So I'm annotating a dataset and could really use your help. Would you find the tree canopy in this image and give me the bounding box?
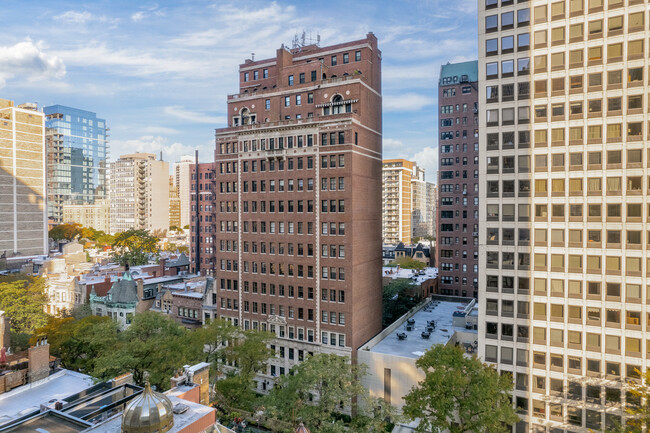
[265,353,398,433]
[403,344,518,433]
[0,275,49,334]
[111,229,160,266]
[49,223,82,242]
[390,256,426,270]
[382,279,420,328]
[605,368,650,433]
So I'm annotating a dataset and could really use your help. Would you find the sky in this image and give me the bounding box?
[1,0,477,181]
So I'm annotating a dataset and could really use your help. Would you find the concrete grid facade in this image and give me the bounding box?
[0,99,47,257]
[382,159,415,244]
[437,61,480,298]
[478,1,650,432]
[192,34,383,385]
[109,153,169,234]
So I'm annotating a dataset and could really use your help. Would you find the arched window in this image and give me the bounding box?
[332,95,343,114]
[241,108,250,125]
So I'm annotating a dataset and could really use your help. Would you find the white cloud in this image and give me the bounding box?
[383,138,404,150]
[163,106,224,124]
[383,93,435,112]
[0,40,66,88]
[54,10,118,26]
[411,146,438,181]
[131,11,146,22]
[54,11,94,24]
[142,126,181,134]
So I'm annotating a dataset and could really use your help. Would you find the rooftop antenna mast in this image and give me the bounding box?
[291,30,321,52]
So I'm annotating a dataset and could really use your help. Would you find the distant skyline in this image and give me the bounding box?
[0,0,478,181]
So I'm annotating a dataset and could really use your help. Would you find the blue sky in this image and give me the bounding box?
[1,0,477,180]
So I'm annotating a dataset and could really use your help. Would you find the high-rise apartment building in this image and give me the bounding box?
[479,1,649,432]
[109,153,169,234]
[169,175,181,229]
[426,182,438,241]
[383,159,428,245]
[62,199,110,233]
[411,165,430,239]
[437,61,479,298]
[0,99,48,256]
[173,155,194,229]
[44,105,108,224]
[192,34,382,379]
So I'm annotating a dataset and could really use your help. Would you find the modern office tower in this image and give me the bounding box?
[0,99,47,256]
[62,199,110,233]
[169,175,181,229]
[411,165,430,239]
[109,153,169,234]
[44,105,108,224]
[437,61,479,298]
[192,33,382,378]
[173,155,194,229]
[382,159,416,244]
[479,1,649,432]
[426,182,438,241]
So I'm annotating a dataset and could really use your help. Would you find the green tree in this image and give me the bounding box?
[383,279,420,328]
[265,353,366,433]
[92,312,202,390]
[111,229,160,266]
[33,315,119,373]
[213,328,273,410]
[403,344,518,433]
[0,276,48,334]
[604,369,650,433]
[49,223,81,241]
[390,256,426,270]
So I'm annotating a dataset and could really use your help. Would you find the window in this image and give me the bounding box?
[265,99,270,110]
[284,96,290,107]
[288,75,294,86]
[331,55,337,66]
[355,51,361,62]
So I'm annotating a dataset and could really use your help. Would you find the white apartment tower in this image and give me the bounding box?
[109,153,169,234]
[479,1,649,432]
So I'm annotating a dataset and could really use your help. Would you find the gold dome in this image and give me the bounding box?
[122,382,174,433]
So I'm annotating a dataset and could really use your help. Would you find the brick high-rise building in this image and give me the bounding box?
[192,34,382,380]
[437,61,479,298]
[479,1,650,432]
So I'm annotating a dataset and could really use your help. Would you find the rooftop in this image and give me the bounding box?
[382,266,438,285]
[363,298,477,359]
[0,370,94,426]
[439,60,479,84]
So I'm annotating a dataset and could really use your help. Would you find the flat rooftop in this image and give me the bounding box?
[86,394,214,433]
[366,299,476,359]
[0,370,94,426]
[382,266,438,284]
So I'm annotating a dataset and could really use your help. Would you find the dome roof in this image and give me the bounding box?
[295,423,310,433]
[122,383,174,433]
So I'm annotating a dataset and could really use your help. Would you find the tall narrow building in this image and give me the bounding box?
[44,105,108,224]
[479,1,649,432]
[0,99,47,256]
[193,34,382,380]
[437,61,479,298]
[109,153,169,234]
[173,155,194,229]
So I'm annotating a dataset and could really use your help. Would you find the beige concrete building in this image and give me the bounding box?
[478,1,650,432]
[173,155,194,229]
[169,175,181,229]
[383,159,432,244]
[109,153,169,234]
[62,198,110,233]
[0,99,47,257]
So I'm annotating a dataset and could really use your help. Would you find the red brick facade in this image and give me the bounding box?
[191,34,382,362]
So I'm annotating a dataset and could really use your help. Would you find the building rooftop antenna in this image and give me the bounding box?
[292,31,321,52]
